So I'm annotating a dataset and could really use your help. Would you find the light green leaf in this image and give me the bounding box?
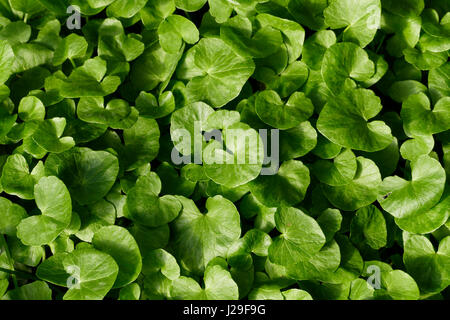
[171,196,241,275]
[62,248,119,300]
[321,42,375,94]
[17,176,72,246]
[322,157,382,211]
[92,226,142,288]
[203,122,264,188]
[324,0,381,47]
[125,172,182,227]
[177,38,255,108]
[317,88,393,152]
[378,155,446,219]
[248,160,310,208]
[45,148,119,205]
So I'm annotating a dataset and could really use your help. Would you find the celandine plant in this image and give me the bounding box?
[0,0,449,301]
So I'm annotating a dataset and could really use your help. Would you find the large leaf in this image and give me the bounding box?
[45,148,119,205]
[317,88,393,152]
[177,38,255,108]
[378,155,446,219]
[170,196,241,275]
[17,176,72,246]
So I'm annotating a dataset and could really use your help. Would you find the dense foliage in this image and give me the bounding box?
[0,0,449,300]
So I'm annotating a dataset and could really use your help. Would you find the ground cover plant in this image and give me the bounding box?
[0,0,449,301]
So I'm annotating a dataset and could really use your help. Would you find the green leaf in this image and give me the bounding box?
[17,176,72,246]
[135,91,175,119]
[31,118,75,153]
[107,0,148,18]
[171,263,239,300]
[429,63,450,103]
[92,226,142,288]
[203,122,264,188]
[123,117,160,170]
[220,15,283,59]
[403,47,447,71]
[177,38,255,108]
[302,30,336,70]
[77,97,139,129]
[45,148,119,205]
[317,208,342,243]
[227,229,272,269]
[378,155,446,219]
[171,101,214,156]
[280,121,317,161]
[125,172,182,227]
[53,34,88,66]
[321,42,375,94]
[248,160,310,207]
[62,248,119,300]
[49,57,121,98]
[175,0,207,12]
[269,207,326,266]
[322,157,382,211]
[255,91,314,130]
[98,18,145,62]
[317,88,393,152]
[388,80,427,103]
[158,15,199,54]
[9,0,45,15]
[395,189,449,234]
[312,149,357,187]
[1,281,51,300]
[255,13,305,63]
[1,154,44,200]
[288,0,328,30]
[375,270,420,300]
[130,42,183,92]
[18,96,45,122]
[403,234,450,294]
[140,0,175,29]
[324,0,381,47]
[400,135,434,161]
[239,194,276,233]
[401,93,450,137]
[419,9,450,53]
[171,196,241,275]
[350,205,387,249]
[0,40,14,84]
[0,197,27,236]
[119,283,141,300]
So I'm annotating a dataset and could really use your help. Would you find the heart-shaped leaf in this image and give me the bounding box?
[92,226,142,288]
[255,91,314,130]
[378,155,446,219]
[77,97,139,129]
[170,196,241,275]
[125,172,181,228]
[203,122,264,188]
[45,147,119,205]
[401,93,450,137]
[321,42,375,94]
[248,160,310,208]
[317,88,393,152]
[17,176,72,246]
